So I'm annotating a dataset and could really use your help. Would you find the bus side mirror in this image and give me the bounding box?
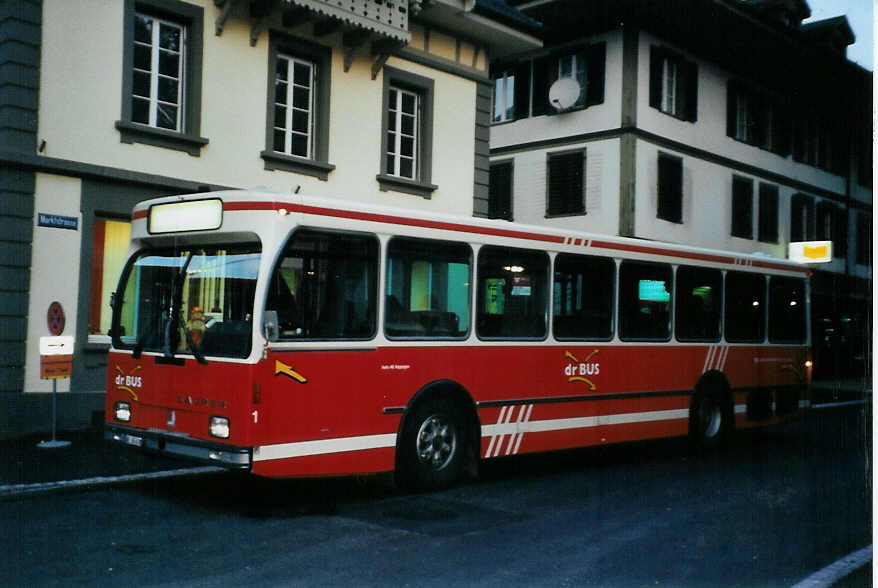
[263,310,279,342]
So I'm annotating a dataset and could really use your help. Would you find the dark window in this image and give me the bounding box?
[531,43,605,116]
[649,46,698,122]
[768,277,806,343]
[619,261,672,341]
[266,229,378,340]
[758,183,779,243]
[726,82,790,155]
[547,150,585,216]
[385,238,471,338]
[817,202,847,258]
[491,64,532,122]
[675,267,722,342]
[731,176,754,239]
[489,161,513,220]
[724,272,765,343]
[657,152,683,223]
[261,33,334,179]
[790,193,814,242]
[117,0,207,155]
[553,254,615,340]
[477,246,549,339]
[856,211,871,266]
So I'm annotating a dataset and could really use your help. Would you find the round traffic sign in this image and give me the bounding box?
[47,301,65,335]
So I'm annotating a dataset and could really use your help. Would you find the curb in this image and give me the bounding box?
[0,466,225,499]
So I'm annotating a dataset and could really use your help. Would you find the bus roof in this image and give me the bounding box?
[132,189,810,275]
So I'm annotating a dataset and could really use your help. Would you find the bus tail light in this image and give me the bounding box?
[114,401,132,422]
[209,416,230,439]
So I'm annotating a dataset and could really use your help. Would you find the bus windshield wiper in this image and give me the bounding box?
[162,251,195,360]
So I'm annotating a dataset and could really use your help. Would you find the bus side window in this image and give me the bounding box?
[268,228,378,340]
[674,266,722,342]
[768,276,806,343]
[384,237,472,339]
[725,272,766,343]
[553,253,615,340]
[619,261,672,341]
[476,246,549,339]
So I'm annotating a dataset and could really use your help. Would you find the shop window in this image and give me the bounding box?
[88,218,132,342]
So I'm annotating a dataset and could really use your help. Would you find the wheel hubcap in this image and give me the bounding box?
[699,397,722,438]
[416,414,456,471]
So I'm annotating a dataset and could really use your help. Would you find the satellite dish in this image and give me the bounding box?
[549,77,582,111]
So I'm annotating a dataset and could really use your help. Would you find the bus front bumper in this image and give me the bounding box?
[105,425,252,470]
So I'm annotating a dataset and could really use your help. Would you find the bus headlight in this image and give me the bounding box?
[114,401,132,422]
[209,416,230,439]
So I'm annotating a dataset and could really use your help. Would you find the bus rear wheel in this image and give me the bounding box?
[397,397,465,491]
[690,388,731,449]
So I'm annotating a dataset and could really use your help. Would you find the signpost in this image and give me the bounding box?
[38,335,73,449]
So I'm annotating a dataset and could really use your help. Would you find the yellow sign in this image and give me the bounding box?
[789,241,832,263]
[275,360,307,384]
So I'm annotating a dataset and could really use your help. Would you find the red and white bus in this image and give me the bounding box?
[105,190,811,489]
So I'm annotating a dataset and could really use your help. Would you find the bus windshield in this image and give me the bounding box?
[112,243,261,359]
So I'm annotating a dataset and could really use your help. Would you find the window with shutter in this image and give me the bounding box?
[546,150,585,217]
[489,162,513,220]
[731,176,754,239]
[649,46,697,122]
[758,183,779,244]
[657,153,683,223]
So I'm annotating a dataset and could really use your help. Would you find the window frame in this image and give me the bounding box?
[649,46,698,122]
[618,260,674,342]
[476,246,550,341]
[546,148,586,218]
[261,32,334,180]
[731,175,754,239]
[674,266,722,343]
[724,271,766,344]
[757,183,780,244]
[266,227,379,342]
[117,0,207,156]
[492,69,516,123]
[657,152,683,224]
[384,237,473,341]
[377,66,437,198]
[87,215,133,345]
[488,160,514,221]
[552,253,615,341]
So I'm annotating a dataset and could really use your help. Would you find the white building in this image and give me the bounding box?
[488,0,871,382]
[0,0,540,436]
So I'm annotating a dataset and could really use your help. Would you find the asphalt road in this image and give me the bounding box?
[0,404,870,587]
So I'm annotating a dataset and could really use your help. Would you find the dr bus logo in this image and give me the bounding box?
[564,350,600,391]
[114,365,143,400]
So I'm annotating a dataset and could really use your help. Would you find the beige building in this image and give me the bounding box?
[0,0,540,436]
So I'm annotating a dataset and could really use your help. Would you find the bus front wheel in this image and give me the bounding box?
[397,396,465,491]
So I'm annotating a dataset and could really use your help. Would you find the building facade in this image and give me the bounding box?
[488,0,871,382]
[0,0,540,437]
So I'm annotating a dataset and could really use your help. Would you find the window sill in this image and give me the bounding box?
[545,210,586,219]
[261,151,335,181]
[376,174,438,199]
[651,106,696,124]
[116,121,208,156]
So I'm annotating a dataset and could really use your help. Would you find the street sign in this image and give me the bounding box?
[39,336,74,379]
[47,301,65,335]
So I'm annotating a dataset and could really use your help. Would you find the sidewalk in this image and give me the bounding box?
[0,427,206,491]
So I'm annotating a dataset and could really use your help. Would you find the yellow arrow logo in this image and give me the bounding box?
[275,360,307,384]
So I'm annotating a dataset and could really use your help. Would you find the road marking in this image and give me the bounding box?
[790,545,872,588]
[0,466,224,498]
